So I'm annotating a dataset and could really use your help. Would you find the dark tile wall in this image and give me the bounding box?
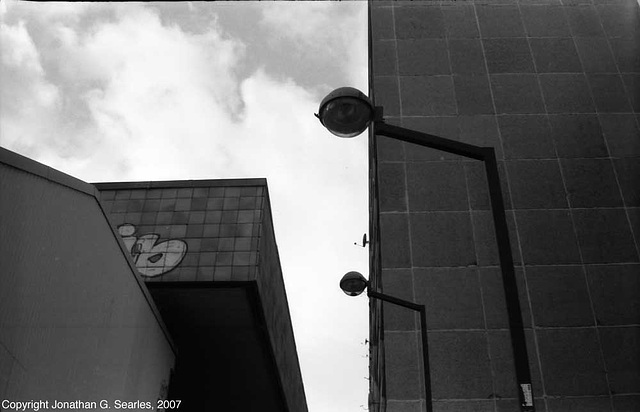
[99,181,307,412]
[98,183,264,282]
[370,0,640,411]
[255,191,309,412]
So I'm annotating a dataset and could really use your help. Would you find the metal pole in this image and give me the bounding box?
[374,119,535,412]
[374,122,485,161]
[483,149,535,411]
[368,291,433,412]
[418,306,432,412]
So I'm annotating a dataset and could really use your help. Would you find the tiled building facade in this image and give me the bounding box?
[368,1,639,411]
[95,179,307,411]
[97,180,265,282]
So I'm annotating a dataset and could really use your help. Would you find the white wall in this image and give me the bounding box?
[0,162,175,402]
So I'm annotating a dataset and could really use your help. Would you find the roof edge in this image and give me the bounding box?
[0,146,177,356]
[93,178,267,190]
[0,147,99,197]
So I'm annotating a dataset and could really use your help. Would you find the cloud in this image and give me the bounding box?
[0,19,61,157]
[259,2,357,54]
[259,1,368,91]
[1,3,248,179]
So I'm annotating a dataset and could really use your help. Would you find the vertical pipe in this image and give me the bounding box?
[419,306,433,412]
[483,148,535,412]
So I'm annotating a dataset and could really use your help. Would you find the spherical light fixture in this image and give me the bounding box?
[339,271,369,297]
[316,87,374,138]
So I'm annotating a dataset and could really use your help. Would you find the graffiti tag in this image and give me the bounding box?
[117,224,187,277]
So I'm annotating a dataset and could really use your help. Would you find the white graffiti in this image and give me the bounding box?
[118,224,187,277]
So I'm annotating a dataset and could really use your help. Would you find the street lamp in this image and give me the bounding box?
[315,87,374,138]
[340,271,433,412]
[318,87,535,412]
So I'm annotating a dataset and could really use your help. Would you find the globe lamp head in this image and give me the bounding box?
[339,271,369,297]
[316,87,374,138]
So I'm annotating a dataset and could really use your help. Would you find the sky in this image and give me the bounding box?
[0,1,370,411]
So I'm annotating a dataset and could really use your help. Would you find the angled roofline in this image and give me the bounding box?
[93,178,267,190]
[0,147,177,355]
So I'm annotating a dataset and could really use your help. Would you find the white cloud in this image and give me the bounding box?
[5,0,94,20]
[0,19,61,157]
[2,3,249,178]
[259,1,368,91]
[2,20,43,73]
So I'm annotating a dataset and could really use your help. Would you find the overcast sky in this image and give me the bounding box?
[1,1,370,410]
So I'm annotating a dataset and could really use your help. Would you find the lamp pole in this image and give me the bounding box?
[339,271,433,412]
[373,119,534,412]
[367,290,432,412]
[319,87,535,412]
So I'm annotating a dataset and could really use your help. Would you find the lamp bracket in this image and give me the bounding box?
[373,106,384,122]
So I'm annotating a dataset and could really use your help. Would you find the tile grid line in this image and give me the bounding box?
[446,5,500,411]
[393,1,428,406]
[473,2,548,410]
[583,6,637,409]
[387,3,423,410]
[524,3,591,406]
[593,2,640,261]
[529,3,614,410]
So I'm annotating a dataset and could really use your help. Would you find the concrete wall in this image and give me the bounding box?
[0,156,175,402]
[369,1,639,411]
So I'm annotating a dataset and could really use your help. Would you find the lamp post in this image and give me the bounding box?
[340,271,433,412]
[317,87,535,412]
